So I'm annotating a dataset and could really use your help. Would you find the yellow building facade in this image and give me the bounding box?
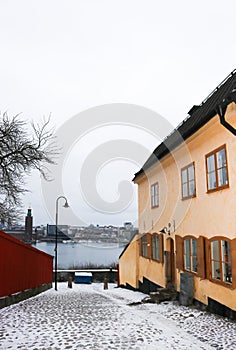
[119,70,236,317]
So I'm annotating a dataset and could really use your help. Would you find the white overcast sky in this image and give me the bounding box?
[0,0,235,226]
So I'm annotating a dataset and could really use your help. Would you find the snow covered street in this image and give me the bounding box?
[0,283,236,349]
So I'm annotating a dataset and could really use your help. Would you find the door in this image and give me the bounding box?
[165,238,175,287]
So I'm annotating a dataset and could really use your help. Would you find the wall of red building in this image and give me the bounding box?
[0,230,53,297]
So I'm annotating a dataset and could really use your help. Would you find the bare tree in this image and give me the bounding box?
[0,201,22,226]
[0,112,58,225]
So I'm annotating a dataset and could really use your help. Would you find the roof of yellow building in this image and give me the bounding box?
[134,69,236,181]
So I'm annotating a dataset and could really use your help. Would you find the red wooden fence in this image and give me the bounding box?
[0,230,53,297]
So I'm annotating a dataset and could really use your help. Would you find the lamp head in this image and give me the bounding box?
[63,200,69,208]
[159,227,167,234]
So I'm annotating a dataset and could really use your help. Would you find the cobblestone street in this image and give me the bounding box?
[0,283,235,349]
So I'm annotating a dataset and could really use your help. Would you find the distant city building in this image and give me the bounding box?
[119,222,137,242]
[47,224,70,241]
[25,208,33,240]
[3,208,33,244]
[124,222,133,231]
[33,223,138,244]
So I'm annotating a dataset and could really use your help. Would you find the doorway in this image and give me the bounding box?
[165,237,175,287]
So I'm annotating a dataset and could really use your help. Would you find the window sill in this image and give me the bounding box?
[181,194,196,201]
[210,278,233,289]
[207,184,229,194]
[183,269,198,275]
[140,255,150,260]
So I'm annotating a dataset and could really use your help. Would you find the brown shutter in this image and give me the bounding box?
[231,238,236,289]
[147,233,152,259]
[204,238,211,280]
[175,235,183,270]
[197,236,206,279]
[159,233,164,263]
[150,234,154,260]
[138,237,142,256]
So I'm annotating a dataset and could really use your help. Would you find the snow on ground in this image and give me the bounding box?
[0,283,235,349]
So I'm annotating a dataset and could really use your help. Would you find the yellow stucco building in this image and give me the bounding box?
[119,70,236,318]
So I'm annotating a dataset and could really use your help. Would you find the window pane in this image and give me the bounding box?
[142,236,148,257]
[212,260,221,279]
[182,169,187,183]
[222,240,231,264]
[152,235,155,258]
[191,239,197,255]
[191,239,197,272]
[188,164,194,181]
[211,240,219,260]
[184,239,191,270]
[184,255,191,270]
[216,149,226,168]
[151,185,155,196]
[151,184,158,207]
[208,172,216,190]
[211,240,220,280]
[221,240,231,283]
[151,185,155,207]
[152,235,159,260]
[222,263,232,283]
[184,239,190,255]
[192,256,198,273]
[189,180,195,196]
[155,183,158,195]
[207,155,215,172]
[217,167,228,187]
[184,239,190,254]
[155,184,159,206]
[183,183,188,197]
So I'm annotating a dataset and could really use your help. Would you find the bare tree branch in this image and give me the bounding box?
[0,112,58,223]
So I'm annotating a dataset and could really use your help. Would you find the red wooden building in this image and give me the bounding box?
[0,230,53,306]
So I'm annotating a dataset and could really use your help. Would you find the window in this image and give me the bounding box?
[152,234,160,261]
[140,233,154,259]
[206,145,229,192]
[176,235,206,278]
[141,234,148,257]
[211,239,232,284]
[151,183,159,208]
[181,163,196,199]
[184,238,197,273]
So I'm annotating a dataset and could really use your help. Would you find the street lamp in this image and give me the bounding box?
[55,196,69,291]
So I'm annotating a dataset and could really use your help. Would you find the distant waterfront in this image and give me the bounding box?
[33,241,125,269]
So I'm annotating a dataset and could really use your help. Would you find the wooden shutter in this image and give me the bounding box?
[204,238,211,280]
[159,233,164,263]
[147,233,152,259]
[175,235,183,270]
[197,236,206,279]
[138,237,142,256]
[231,238,236,289]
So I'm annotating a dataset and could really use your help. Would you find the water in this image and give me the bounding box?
[33,241,125,269]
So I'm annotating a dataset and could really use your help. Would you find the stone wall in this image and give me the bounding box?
[0,283,52,309]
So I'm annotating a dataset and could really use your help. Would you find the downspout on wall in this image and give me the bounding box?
[217,94,236,136]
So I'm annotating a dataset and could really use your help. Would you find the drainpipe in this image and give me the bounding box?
[217,91,236,136]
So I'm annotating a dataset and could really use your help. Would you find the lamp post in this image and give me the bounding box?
[55,196,69,291]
